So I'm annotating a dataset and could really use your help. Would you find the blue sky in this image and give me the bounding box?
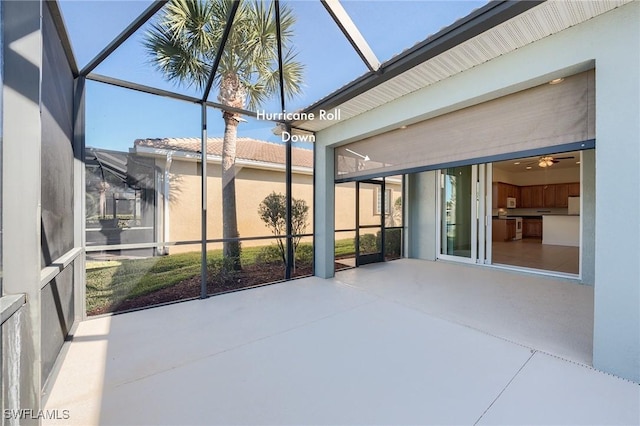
[59,0,487,151]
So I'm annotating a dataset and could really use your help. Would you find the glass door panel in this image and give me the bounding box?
[440,166,476,260]
[356,181,384,266]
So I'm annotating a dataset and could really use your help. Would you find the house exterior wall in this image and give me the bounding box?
[164,158,399,254]
[314,2,640,381]
[165,159,303,248]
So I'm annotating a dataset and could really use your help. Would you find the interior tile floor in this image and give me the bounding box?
[492,238,579,274]
[44,259,639,426]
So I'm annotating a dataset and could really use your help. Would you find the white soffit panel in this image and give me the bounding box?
[299,0,632,133]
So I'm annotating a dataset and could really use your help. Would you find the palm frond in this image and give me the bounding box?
[261,48,304,101]
[145,0,305,108]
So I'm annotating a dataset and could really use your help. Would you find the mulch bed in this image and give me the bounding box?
[89,262,349,316]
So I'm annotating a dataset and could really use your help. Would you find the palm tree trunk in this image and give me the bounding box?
[222,112,242,270]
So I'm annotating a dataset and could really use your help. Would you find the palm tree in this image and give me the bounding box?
[145,0,303,269]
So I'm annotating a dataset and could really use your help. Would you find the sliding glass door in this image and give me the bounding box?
[438,164,490,264]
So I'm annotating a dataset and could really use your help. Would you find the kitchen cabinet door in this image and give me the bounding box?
[495,182,509,208]
[531,220,542,237]
[523,218,542,238]
[507,220,516,240]
[531,186,544,208]
[523,219,531,237]
[555,184,569,208]
[520,186,532,208]
[568,182,580,196]
[492,219,507,241]
[543,185,556,208]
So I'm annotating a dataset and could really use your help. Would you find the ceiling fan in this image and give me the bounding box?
[529,155,575,168]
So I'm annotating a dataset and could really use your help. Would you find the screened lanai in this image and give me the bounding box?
[58,0,504,317]
[2,0,640,425]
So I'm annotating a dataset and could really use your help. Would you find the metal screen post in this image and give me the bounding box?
[275,1,292,280]
[200,103,208,298]
[285,123,293,280]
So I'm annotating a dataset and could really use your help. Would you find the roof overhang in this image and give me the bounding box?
[292,0,632,133]
[133,145,314,176]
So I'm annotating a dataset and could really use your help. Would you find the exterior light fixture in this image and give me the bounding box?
[549,78,565,85]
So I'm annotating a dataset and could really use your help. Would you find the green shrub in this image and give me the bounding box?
[383,228,402,257]
[295,244,313,265]
[207,256,240,285]
[357,233,379,254]
[351,230,402,257]
[258,192,309,267]
[255,244,283,264]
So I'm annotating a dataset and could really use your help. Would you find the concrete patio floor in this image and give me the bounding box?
[44,259,639,425]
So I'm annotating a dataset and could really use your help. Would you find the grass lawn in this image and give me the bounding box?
[87,250,204,314]
[86,242,317,314]
[335,238,356,258]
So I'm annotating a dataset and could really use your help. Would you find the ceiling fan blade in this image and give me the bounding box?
[554,156,575,160]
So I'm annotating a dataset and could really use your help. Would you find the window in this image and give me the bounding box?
[375,187,392,215]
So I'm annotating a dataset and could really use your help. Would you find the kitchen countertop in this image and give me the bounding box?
[493,215,579,219]
[493,216,542,219]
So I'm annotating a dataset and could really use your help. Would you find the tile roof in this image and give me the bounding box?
[135,137,313,169]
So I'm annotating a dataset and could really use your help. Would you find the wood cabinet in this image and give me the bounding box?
[492,183,498,209]
[520,186,531,208]
[493,183,506,208]
[523,218,542,238]
[492,219,516,242]
[528,186,543,208]
[517,182,579,208]
[543,185,556,208]
[493,182,520,208]
[554,184,569,208]
[568,182,580,197]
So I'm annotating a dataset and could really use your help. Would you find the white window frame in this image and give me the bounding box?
[375,187,392,215]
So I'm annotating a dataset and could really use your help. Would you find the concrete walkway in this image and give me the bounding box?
[44,260,639,425]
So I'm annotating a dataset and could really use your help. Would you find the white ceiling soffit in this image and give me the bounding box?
[296,0,632,133]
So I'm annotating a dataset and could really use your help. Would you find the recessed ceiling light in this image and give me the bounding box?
[526,166,532,170]
[514,162,520,165]
[549,78,565,85]
[576,161,581,164]
[399,125,407,130]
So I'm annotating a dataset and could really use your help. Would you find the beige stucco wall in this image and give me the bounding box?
[163,158,400,254]
[165,159,312,253]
